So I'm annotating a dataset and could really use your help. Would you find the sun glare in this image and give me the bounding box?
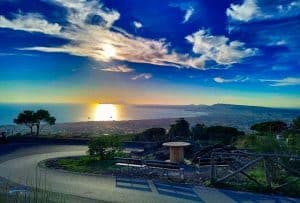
[95,104,118,121]
[102,44,116,58]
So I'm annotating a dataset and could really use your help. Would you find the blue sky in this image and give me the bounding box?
[0,0,299,107]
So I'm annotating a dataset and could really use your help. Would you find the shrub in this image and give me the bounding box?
[236,135,287,153]
[88,136,121,159]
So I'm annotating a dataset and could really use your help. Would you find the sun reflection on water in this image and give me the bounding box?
[94,104,118,121]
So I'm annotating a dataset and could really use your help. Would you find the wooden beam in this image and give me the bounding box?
[230,165,263,187]
[210,154,216,184]
[271,158,300,177]
[275,177,300,190]
[264,157,272,189]
[216,156,263,183]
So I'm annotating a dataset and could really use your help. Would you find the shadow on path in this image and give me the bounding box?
[153,181,204,202]
[116,177,152,192]
[219,188,299,203]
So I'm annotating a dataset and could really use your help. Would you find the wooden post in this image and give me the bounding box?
[264,157,272,189]
[210,153,216,184]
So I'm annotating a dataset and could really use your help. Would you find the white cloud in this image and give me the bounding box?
[133,21,142,29]
[101,65,134,73]
[16,0,204,69]
[183,7,194,23]
[170,2,195,23]
[51,0,120,28]
[277,1,300,15]
[226,0,259,22]
[227,0,300,22]
[4,0,256,70]
[260,77,300,86]
[0,13,61,35]
[131,73,152,80]
[213,76,249,83]
[186,29,257,65]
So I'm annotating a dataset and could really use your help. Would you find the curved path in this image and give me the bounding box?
[0,144,299,203]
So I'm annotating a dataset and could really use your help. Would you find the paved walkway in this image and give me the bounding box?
[0,144,299,203]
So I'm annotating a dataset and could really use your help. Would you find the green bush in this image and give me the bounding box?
[236,135,287,153]
[88,135,122,159]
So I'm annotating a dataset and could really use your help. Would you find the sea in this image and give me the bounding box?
[0,103,207,125]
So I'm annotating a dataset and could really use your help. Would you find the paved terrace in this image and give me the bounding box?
[0,143,299,203]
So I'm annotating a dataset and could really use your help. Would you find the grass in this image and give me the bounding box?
[212,166,300,198]
[49,156,118,174]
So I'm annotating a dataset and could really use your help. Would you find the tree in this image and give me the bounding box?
[135,128,167,142]
[205,125,244,144]
[14,110,36,136]
[168,118,191,141]
[34,109,56,136]
[293,116,300,129]
[14,109,56,136]
[191,123,207,141]
[250,121,287,134]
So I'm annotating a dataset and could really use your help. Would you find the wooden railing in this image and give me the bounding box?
[210,152,300,190]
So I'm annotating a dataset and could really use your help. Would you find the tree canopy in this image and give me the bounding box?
[250,121,287,134]
[14,109,56,136]
[191,123,207,140]
[135,128,167,142]
[191,124,244,144]
[35,109,56,136]
[168,118,191,141]
[293,116,300,129]
[207,125,244,144]
[14,110,36,135]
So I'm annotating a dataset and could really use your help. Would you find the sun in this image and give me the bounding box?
[95,104,117,121]
[102,44,116,58]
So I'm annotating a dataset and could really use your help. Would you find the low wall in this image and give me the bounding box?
[6,136,88,145]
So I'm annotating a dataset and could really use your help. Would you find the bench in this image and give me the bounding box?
[145,160,180,170]
[115,157,145,167]
[114,158,184,181]
[114,157,147,177]
[145,160,184,181]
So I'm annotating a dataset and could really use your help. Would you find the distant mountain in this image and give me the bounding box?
[207,104,300,116]
[178,103,300,132]
[211,103,300,111]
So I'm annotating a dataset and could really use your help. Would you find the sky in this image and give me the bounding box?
[0,0,299,107]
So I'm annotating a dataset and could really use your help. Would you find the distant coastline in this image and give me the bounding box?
[1,103,299,137]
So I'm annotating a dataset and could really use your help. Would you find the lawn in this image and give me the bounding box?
[46,156,118,174]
